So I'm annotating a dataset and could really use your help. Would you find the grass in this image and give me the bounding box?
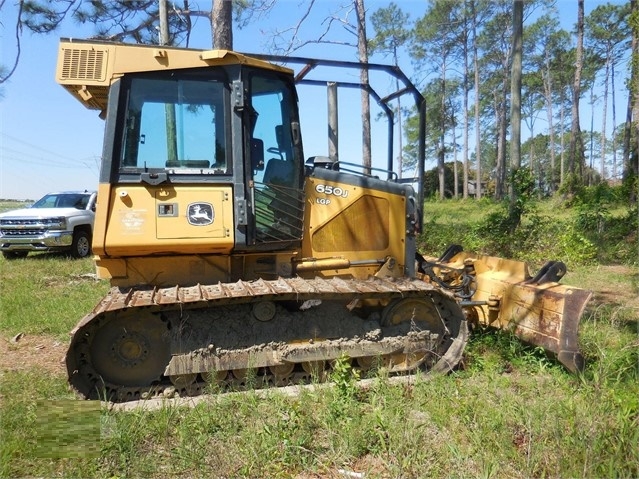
[0,200,31,214]
[2,362,637,478]
[0,254,109,339]
[421,193,638,267]
[1,200,638,478]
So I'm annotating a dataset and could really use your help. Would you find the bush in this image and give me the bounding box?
[571,184,638,264]
[419,194,635,266]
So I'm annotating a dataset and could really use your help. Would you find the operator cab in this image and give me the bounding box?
[103,64,305,250]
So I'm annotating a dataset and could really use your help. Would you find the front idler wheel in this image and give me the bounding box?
[89,312,171,393]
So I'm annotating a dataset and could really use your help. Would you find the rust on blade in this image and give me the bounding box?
[492,283,592,372]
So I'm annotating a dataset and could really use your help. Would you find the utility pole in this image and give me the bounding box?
[159,0,169,45]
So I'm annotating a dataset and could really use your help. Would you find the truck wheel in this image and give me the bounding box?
[2,251,28,260]
[71,230,92,259]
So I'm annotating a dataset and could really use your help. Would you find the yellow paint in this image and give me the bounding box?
[100,185,234,256]
[301,177,408,279]
[56,39,292,112]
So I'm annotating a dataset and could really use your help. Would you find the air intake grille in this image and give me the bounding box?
[61,48,107,81]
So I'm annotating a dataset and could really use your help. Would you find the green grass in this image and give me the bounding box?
[2,363,637,478]
[421,193,638,267]
[0,200,31,213]
[1,199,638,478]
[0,254,109,339]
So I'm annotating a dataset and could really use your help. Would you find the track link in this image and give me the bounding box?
[66,276,468,402]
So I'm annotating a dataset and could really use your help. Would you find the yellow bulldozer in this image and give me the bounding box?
[56,39,591,402]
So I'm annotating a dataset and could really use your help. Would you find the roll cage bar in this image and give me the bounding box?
[245,53,427,216]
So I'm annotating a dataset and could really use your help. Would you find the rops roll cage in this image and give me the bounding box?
[246,53,426,225]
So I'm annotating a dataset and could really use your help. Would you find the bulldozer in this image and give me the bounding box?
[56,38,591,402]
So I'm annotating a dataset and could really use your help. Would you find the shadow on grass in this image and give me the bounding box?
[4,251,88,261]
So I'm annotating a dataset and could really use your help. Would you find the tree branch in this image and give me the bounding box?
[267,0,358,55]
[0,0,24,84]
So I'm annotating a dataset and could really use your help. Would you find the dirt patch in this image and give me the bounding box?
[0,333,67,375]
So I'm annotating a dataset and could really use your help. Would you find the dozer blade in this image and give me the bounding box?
[423,251,592,372]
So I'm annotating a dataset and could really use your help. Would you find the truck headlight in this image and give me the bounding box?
[46,217,67,229]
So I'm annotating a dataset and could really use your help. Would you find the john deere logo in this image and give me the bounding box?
[187,203,214,226]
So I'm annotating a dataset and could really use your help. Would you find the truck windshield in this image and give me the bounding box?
[120,76,227,174]
[32,193,91,209]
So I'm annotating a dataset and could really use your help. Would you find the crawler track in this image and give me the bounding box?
[67,276,468,402]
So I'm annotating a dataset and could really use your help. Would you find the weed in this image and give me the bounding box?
[330,355,360,401]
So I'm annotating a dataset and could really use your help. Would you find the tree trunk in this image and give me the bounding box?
[623,65,633,184]
[611,59,618,180]
[453,119,459,198]
[495,70,508,200]
[158,0,169,45]
[355,0,372,171]
[569,0,585,186]
[463,2,470,199]
[159,0,177,164]
[494,92,504,200]
[623,1,635,185]
[632,0,639,203]
[509,0,523,223]
[212,0,233,50]
[439,70,446,199]
[601,56,610,179]
[560,95,566,185]
[395,46,404,178]
[471,0,481,199]
[543,49,556,192]
[589,86,595,185]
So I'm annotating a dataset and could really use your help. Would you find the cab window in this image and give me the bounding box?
[121,76,227,173]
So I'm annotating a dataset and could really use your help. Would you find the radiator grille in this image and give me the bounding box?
[61,48,107,81]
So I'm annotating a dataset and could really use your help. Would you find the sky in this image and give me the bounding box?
[0,0,629,200]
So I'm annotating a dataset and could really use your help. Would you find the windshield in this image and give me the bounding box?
[32,193,91,209]
[121,76,228,174]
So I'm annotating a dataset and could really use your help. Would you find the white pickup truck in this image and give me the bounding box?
[0,191,97,259]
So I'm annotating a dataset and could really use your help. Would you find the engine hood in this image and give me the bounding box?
[0,208,91,219]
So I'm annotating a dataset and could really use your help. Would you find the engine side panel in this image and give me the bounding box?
[301,168,416,279]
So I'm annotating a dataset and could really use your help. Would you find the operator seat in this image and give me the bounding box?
[263,158,293,187]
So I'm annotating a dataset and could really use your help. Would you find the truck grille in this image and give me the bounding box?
[1,229,46,237]
[1,219,44,226]
[1,219,53,236]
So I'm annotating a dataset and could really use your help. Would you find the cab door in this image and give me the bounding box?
[245,71,305,247]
